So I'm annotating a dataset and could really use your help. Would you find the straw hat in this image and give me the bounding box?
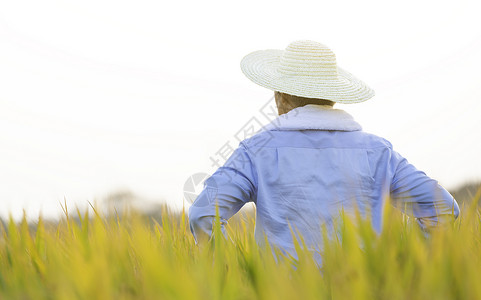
[240,40,375,104]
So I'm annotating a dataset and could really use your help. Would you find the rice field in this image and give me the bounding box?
[0,194,480,300]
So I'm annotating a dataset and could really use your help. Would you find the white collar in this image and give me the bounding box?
[262,104,362,131]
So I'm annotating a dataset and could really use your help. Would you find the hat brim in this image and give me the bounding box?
[240,49,375,104]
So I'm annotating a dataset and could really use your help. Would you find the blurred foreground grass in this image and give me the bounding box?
[0,193,480,300]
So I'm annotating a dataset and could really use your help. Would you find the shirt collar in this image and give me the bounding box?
[262,104,362,131]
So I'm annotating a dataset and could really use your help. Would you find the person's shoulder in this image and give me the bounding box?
[352,130,394,149]
[238,129,278,150]
[240,129,395,150]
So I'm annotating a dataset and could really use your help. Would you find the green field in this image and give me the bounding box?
[0,194,479,300]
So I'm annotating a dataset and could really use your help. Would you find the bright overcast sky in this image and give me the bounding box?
[1,0,481,220]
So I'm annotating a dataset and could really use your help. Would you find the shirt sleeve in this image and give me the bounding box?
[188,142,257,244]
[389,150,460,232]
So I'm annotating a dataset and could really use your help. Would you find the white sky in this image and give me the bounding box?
[1,0,480,220]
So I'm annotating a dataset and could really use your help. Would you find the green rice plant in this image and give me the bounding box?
[0,194,479,300]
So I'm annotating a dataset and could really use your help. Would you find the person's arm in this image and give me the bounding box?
[188,142,257,244]
[389,150,460,233]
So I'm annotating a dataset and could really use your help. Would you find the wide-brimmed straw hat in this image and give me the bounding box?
[240,40,375,104]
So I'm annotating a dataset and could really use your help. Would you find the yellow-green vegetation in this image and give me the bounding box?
[0,195,479,300]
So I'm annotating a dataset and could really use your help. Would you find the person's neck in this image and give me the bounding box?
[278,103,334,116]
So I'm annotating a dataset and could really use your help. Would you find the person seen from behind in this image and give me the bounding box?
[188,40,460,267]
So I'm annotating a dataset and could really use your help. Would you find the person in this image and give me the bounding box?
[188,40,460,266]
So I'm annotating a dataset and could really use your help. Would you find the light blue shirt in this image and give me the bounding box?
[188,104,460,266]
